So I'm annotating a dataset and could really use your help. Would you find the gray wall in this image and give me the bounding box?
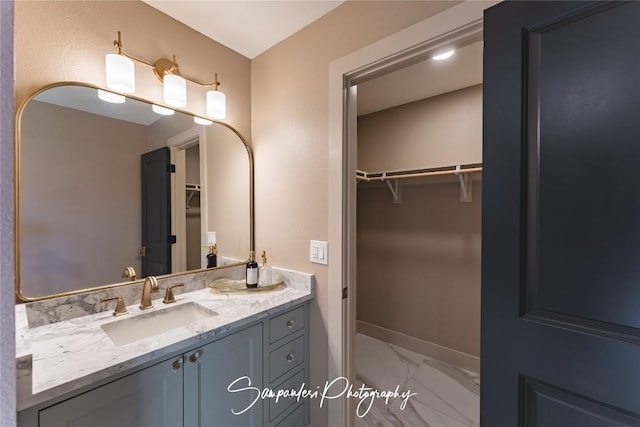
[0,0,16,424]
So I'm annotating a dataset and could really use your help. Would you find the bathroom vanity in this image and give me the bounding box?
[16,266,313,427]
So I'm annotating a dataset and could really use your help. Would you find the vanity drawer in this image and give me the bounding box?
[275,403,305,427]
[269,369,305,422]
[269,335,304,382]
[269,306,305,344]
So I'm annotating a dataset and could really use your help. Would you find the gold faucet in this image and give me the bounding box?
[122,266,136,281]
[140,276,159,310]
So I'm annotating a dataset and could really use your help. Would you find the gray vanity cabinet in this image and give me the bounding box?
[38,355,184,427]
[183,322,263,427]
[19,302,309,427]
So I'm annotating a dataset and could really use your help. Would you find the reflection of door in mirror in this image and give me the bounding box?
[158,123,208,276]
[140,147,172,277]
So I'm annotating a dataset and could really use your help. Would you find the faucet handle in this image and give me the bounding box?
[101,297,128,317]
[163,283,185,304]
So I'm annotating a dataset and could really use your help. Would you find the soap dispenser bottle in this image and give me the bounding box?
[246,251,258,288]
[206,244,217,268]
[259,250,272,286]
[206,232,217,268]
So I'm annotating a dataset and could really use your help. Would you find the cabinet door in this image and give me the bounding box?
[39,356,184,427]
[184,323,263,427]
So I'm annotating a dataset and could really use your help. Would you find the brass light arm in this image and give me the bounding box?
[113,31,156,69]
[112,31,221,89]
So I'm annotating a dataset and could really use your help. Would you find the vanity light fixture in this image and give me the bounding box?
[152,104,175,116]
[432,49,455,61]
[97,89,126,104]
[105,31,226,119]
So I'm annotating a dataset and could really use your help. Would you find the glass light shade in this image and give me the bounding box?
[194,116,213,126]
[152,104,175,116]
[206,90,226,120]
[163,74,187,108]
[432,49,455,61]
[97,90,126,104]
[105,54,135,93]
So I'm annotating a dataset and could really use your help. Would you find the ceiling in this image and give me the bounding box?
[357,41,483,116]
[142,1,482,115]
[142,0,346,59]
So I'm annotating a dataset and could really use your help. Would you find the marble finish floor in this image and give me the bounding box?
[354,334,480,427]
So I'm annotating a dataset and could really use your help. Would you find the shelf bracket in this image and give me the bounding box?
[381,173,401,204]
[455,165,472,203]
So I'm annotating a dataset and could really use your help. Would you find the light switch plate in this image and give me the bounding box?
[310,240,328,265]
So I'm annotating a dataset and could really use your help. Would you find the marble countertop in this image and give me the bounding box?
[16,267,313,411]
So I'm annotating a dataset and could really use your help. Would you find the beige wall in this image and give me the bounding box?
[358,85,483,171]
[204,124,250,260]
[251,1,458,424]
[14,1,251,140]
[20,101,148,297]
[356,181,481,358]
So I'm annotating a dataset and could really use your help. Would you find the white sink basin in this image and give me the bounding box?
[101,302,217,346]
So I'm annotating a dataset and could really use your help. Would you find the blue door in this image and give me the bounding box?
[141,147,173,277]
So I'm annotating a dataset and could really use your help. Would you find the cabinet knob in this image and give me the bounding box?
[189,350,202,363]
[172,358,183,371]
[286,320,295,329]
[286,353,295,363]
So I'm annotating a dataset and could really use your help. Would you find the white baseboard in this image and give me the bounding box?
[356,320,480,374]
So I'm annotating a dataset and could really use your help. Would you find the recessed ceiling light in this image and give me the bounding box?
[432,49,455,61]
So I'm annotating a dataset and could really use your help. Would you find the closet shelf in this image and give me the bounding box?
[356,163,482,203]
[356,163,482,182]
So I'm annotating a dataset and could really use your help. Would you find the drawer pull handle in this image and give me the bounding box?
[172,358,183,371]
[286,353,295,363]
[189,351,201,363]
[286,320,295,329]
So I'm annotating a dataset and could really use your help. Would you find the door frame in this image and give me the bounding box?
[167,126,209,273]
[327,2,496,425]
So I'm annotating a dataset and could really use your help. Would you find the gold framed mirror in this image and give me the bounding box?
[15,82,254,302]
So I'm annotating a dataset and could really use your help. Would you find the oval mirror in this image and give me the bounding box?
[16,83,253,301]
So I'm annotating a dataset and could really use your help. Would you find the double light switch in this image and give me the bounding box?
[310,240,328,265]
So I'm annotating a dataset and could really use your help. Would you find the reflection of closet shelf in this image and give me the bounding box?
[186,183,201,208]
[356,163,482,203]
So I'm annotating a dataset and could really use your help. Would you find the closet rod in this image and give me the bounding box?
[356,165,482,182]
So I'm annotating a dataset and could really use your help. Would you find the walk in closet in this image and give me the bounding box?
[354,40,482,426]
